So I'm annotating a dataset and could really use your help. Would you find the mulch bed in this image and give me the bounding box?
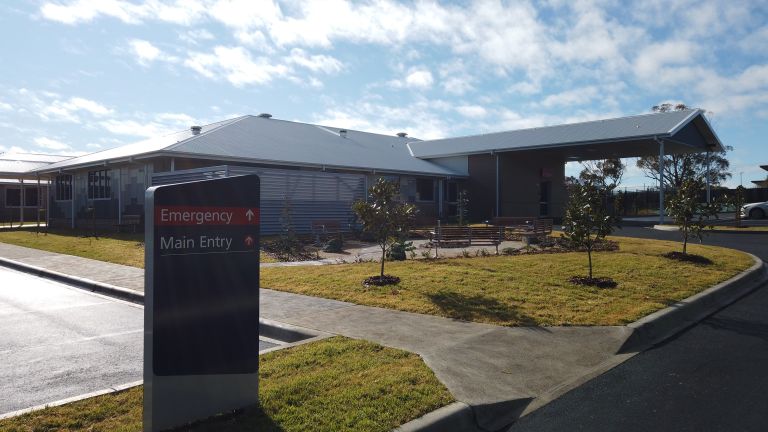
[362,275,401,287]
[661,251,713,265]
[569,276,618,288]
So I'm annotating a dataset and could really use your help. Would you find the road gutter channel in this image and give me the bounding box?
[0,254,766,432]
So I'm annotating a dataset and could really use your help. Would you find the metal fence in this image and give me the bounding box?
[152,165,366,235]
[610,187,768,217]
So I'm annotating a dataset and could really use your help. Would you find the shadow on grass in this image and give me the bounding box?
[427,290,540,326]
[661,251,713,265]
[176,403,284,432]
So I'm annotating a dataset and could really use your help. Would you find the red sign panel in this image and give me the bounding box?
[155,206,259,226]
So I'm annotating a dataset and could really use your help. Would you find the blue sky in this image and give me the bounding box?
[1,0,767,188]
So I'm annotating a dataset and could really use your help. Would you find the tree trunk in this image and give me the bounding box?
[380,246,386,277]
[682,226,688,254]
[587,248,593,279]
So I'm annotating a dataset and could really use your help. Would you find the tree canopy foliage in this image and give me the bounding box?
[352,178,417,281]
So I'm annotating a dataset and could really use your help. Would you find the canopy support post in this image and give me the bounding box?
[657,138,665,225]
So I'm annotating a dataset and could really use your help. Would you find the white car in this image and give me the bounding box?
[741,201,768,219]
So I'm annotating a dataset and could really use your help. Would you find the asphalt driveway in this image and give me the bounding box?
[0,266,143,416]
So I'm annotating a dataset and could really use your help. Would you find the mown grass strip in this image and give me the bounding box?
[260,236,754,326]
[0,337,453,432]
[0,228,276,267]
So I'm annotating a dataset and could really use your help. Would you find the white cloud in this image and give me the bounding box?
[34,136,71,151]
[184,46,291,86]
[40,0,206,25]
[99,119,172,137]
[405,68,433,89]
[388,67,434,90]
[508,81,541,96]
[179,29,215,45]
[0,100,12,111]
[538,86,599,109]
[285,48,343,74]
[129,39,161,64]
[455,105,487,119]
[39,96,113,123]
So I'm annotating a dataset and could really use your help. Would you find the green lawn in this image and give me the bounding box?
[0,337,453,432]
[0,229,277,267]
[261,237,754,326]
[708,225,768,232]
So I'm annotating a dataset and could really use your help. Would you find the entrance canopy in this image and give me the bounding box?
[0,153,72,180]
[408,109,723,161]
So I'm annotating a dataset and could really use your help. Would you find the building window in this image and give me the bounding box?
[24,188,38,207]
[4,187,37,207]
[539,181,551,216]
[88,170,111,200]
[416,179,435,201]
[55,174,72,200]
[5,188,21,207]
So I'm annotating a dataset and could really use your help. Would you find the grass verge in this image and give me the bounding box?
[0,337,452,432]
[0,228,276,267]
[261,236,754,326]
[707,225,768,232]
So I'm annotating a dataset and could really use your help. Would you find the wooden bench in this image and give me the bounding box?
[490,217,553,244]
[115,214,141,233]
[430,226,505,254]
[311,220,343,244]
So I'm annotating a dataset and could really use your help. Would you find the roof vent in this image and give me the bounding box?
[190,125,202,135]
[258,113,272,118]
[339,129,348,138]
[396,132,408,138]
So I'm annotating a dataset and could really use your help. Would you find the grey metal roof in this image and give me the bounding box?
[408,109,723,159]
[39,117,240,173]
[36,115,461,177]
[0,152,72,176]
[163,116,458,176]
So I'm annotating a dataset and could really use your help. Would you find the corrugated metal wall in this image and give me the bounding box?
[152,165,366,235]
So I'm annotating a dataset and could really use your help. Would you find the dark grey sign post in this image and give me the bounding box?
[144,175,260,432]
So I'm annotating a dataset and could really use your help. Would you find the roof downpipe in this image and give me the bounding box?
[339,129,348,138]
[190,125,202,135]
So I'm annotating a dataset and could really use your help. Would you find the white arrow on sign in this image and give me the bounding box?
[245,209,254,221]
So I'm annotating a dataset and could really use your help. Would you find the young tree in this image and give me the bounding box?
[731,185,746,228]
[637,104,732,189]
[562,180,619,281]
[667,178,720,254]
[352,178,417,283]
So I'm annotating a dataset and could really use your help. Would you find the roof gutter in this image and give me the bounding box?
[411,133,676,160]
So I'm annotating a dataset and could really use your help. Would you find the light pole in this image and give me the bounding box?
[740,172,744,187]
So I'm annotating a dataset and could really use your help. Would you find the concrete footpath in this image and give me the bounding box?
[0,241,765,431]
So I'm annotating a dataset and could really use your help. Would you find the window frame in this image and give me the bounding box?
[55,174,73,201]
[87,170,111,200]
[416,178,435,202]
[4,186,39,208]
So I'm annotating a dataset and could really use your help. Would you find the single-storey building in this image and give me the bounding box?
[11,108,723,233]
[0,152,72,225]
